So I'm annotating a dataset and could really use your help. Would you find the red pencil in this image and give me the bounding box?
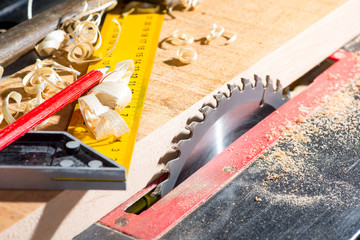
[0,66,110,151]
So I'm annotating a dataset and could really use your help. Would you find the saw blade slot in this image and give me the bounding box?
[289,58,336,98]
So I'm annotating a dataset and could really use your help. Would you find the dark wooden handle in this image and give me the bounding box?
[0,0,116,68]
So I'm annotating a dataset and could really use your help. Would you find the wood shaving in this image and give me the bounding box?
[67,18,120,63]
[24,96,49,129]
[78,59,134,140]
[35,1,119,63]
[206,23,225,41]
[0,59,80,128]
[171,29,194,45]
[2,91,22,124]
[94,109,130,140]
[63,2,118,61]
[75,21,102,48]
[182,0,201,11]
[177,46,198,64]
[167,25,235,63]
[206,23,237,45]
[223,32,237,44]
[78,93,110,135]
[89,82,132,111]
[164,4,235,63]
[23,59,80,98]
[102,59,134,84]
[35,30,69,56]
[67,41,96,63]
[78,93,130,141]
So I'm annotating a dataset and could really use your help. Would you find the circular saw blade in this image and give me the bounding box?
[156,75,289,197]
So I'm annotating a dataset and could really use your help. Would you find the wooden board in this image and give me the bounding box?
[0,0,355,239]
[138,0,349,138]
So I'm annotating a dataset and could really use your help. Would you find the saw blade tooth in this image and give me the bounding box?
[199,105,213,116]
[275,78,282,91]
[214,93,226,102]
[158,145,181,166]
[184,125,192,131]
[254,75,266,91]
[253,74,263,88]
[241,77,253,91]
[265,75,275,92]
[220,85,230,98]
[186,111,204,125]
[227,83,238,93]
[188,121,198,130]
[185,121,198,133]
[228,84,242,99]
[263,76,289,109]
[203,97,217,108]
[171,128,191,144]
[228,84,242,97]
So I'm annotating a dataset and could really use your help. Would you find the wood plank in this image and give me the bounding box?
[0,0,355,239]
[137,0,349,138]
[241,0,360,87]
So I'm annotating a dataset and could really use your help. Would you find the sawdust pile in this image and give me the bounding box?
[251,78,360,208]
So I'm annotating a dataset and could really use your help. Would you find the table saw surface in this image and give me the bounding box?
[0,0,349,238]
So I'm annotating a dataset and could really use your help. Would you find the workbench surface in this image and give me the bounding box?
[0,0,348,238]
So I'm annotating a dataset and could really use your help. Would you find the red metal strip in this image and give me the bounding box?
[0,67,107,151]
[99,50,358,239]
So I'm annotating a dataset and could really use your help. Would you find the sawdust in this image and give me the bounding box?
[251,77,360,208]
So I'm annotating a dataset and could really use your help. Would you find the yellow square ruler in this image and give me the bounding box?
[67,6,164,173]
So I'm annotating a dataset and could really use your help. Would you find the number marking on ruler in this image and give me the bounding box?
[68,10,164,172]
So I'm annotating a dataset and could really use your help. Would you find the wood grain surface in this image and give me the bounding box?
[138,0,348,139]
[0,0,352,239]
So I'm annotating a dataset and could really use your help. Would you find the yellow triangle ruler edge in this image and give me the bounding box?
[67,10,164,173]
